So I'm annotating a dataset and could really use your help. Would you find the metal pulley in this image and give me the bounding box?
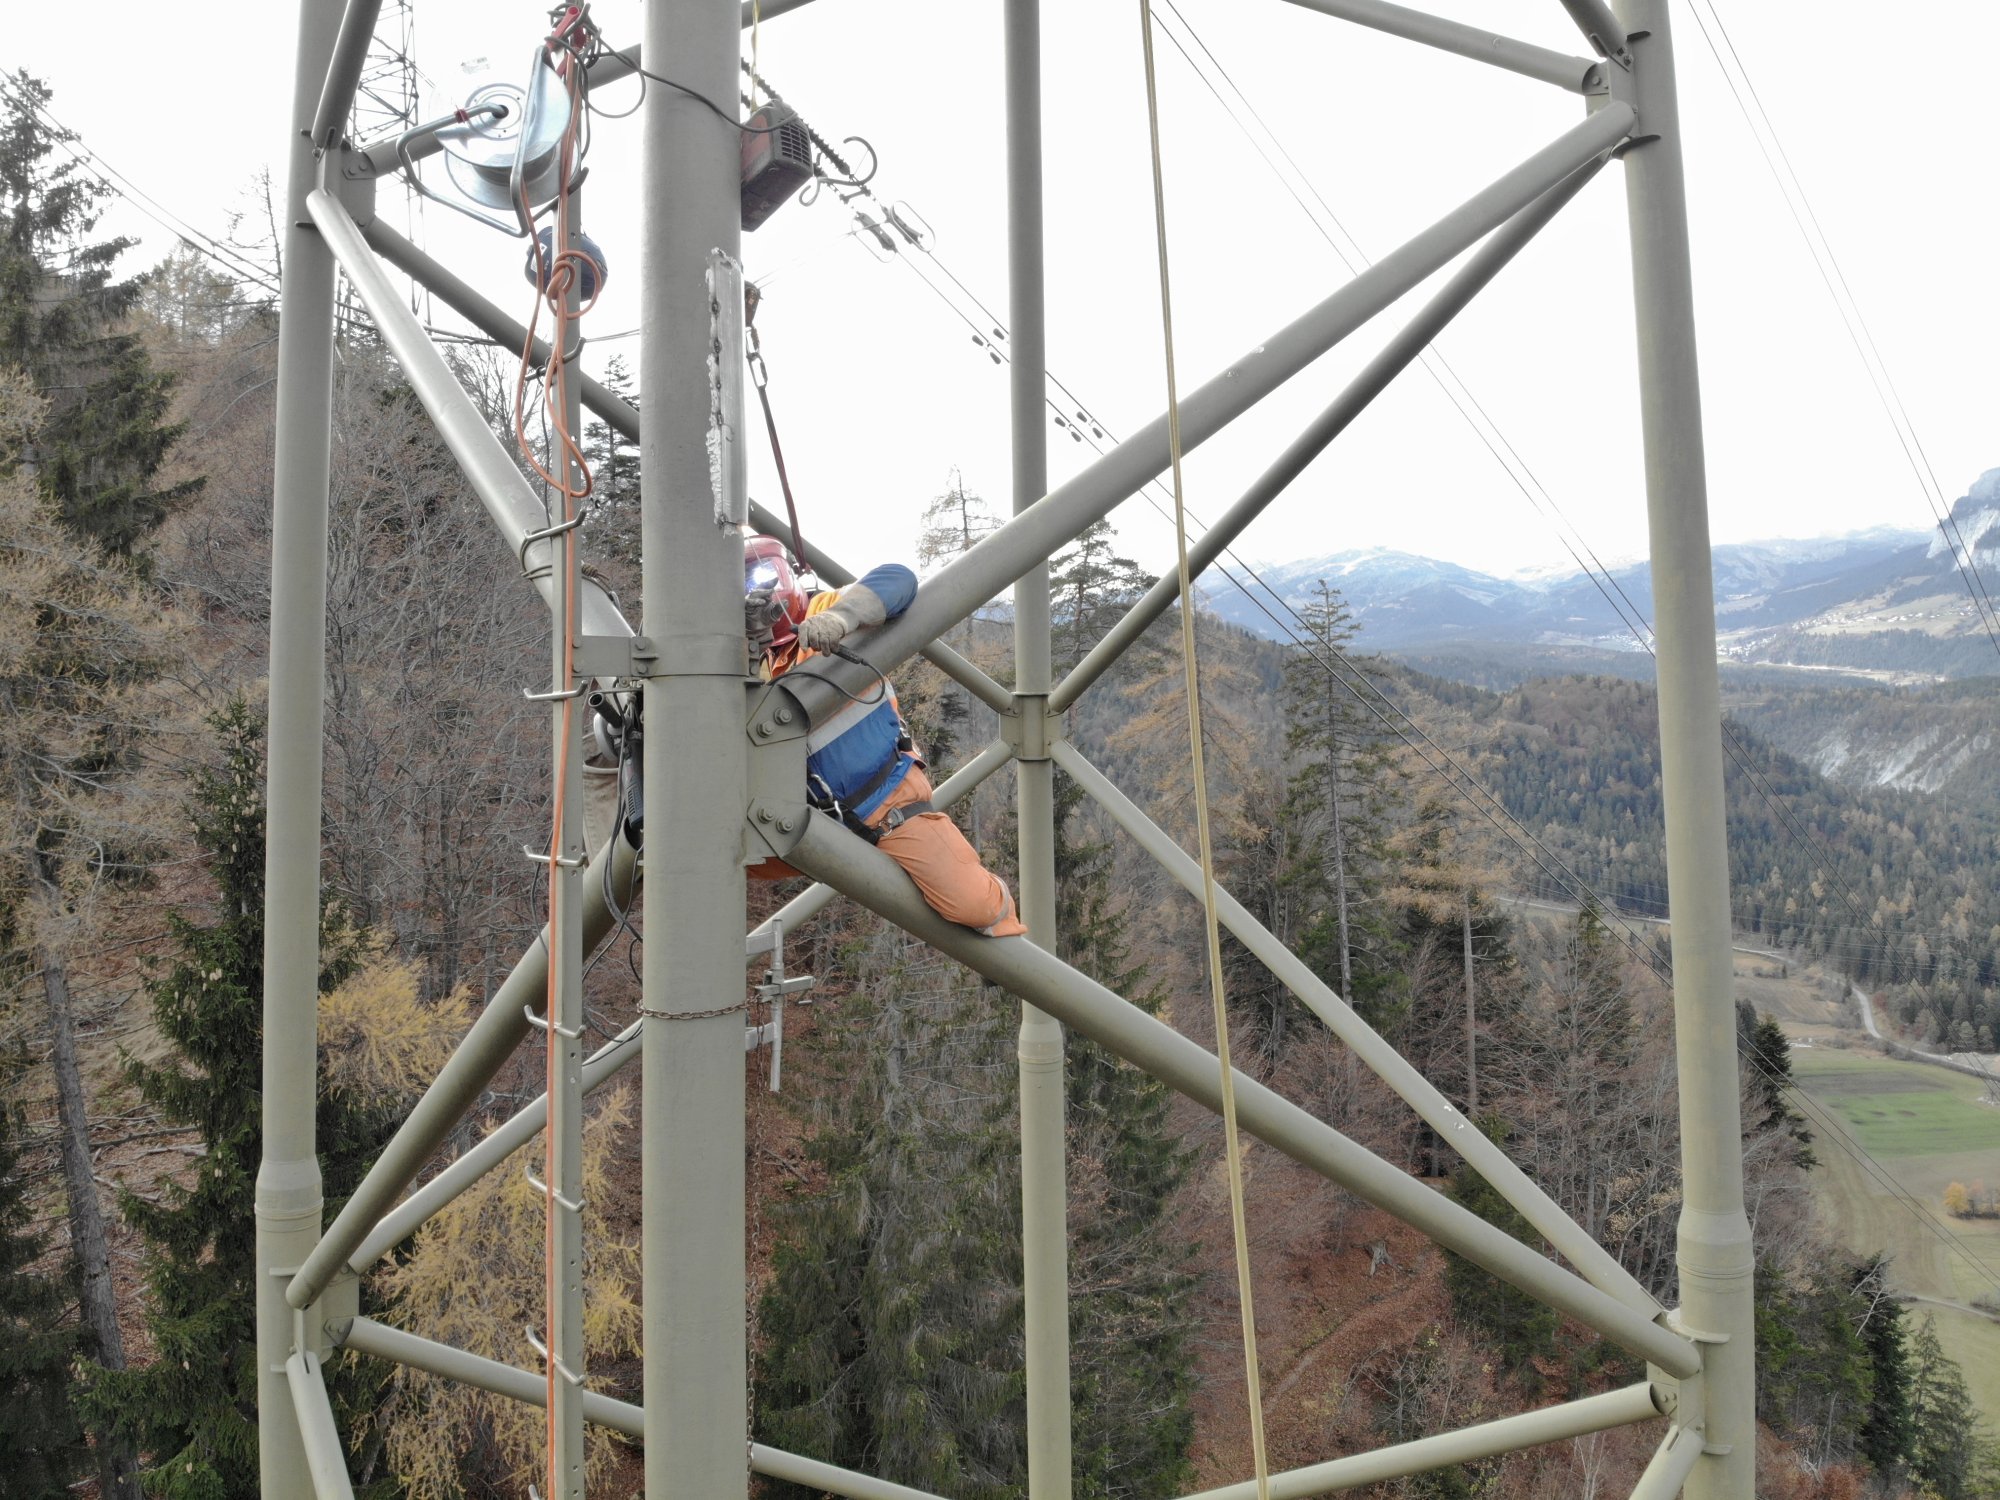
[433,51,572,235]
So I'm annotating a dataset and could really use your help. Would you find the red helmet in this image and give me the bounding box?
[744,534,809,652]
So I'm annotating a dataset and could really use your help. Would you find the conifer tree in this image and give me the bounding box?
[0,1102,89,1495]
[0,364,162,1500]
[755,943,1023,1499]
[1049,519,1192,1498]
[1441,1122,1558,1378]
[1282,582,1394,1017]
[1735,1001,1814,1168]
[0,70,200,555]
[1906,1314,1986,1500]
[1852,1255,1916,1476]
[85,703,397,1499]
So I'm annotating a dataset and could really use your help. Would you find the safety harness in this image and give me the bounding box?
[807,754,932,845]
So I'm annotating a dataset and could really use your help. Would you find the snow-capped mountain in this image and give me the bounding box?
[1201,472,2000,680]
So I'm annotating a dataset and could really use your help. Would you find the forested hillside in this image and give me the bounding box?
[4,69,1997,1500]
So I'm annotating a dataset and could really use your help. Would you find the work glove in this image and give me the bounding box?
[797,583,886,652]
[745,587,782,655]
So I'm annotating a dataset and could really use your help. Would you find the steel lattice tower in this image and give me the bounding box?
[256,2,1754,1497]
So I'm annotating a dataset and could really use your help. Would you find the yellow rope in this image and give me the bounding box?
[1136,6,1271,1496]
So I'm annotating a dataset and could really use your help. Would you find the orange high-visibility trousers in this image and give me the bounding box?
[867,767,1026,937]
[747,766,1026,938]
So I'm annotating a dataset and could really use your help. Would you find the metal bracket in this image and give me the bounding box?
[524,1326,586,1387]
[523,1003,584,1040]
[1598,40,1656,150]
[571,632,656,681]
[318,1270,360,1356]
[707,249,749,528]
[1663,1308,1730,1344]
[745,680,810,747]
[524,1166,586,1213]
[1001,694,1059,762]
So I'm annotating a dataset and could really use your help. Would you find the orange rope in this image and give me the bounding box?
[515,38,595,1499]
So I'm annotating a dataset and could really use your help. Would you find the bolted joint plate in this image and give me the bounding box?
[314,1270,361,1358]
[745,680,810,862]
[1001,694,1061,763]
[1597,31,1657,150]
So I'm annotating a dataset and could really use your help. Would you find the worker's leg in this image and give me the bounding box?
[869,768,1027,937]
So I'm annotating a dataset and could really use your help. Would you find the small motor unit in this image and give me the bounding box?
[740,102,814,231]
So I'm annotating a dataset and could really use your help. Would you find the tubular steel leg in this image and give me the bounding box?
[542,177,590,1500]
[258,2,344,1489]
[1616,1,1755,1491]
[1005,0,1072,1492]
[640,0,748,1492]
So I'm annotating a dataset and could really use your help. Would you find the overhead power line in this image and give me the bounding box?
[1680,0,2000,666]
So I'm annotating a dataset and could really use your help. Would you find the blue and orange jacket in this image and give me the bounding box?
[762,564,918,820]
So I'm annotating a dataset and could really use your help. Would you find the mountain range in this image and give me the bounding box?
[1205,468,2000,683]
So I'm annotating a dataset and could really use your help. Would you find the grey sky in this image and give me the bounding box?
[30,1,2000,580]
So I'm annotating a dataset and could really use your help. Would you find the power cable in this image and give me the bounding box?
[1141,3,1970,984]
[0,80,286,302]
[1679,0,2000,665]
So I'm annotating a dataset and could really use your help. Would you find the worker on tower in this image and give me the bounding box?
[744,534,1026,938]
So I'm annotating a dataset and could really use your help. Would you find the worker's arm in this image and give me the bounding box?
[799,563,916,649]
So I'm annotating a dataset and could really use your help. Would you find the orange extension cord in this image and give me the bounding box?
[513,22,600,1496]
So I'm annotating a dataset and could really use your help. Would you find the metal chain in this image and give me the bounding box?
[636,1000,748,1021]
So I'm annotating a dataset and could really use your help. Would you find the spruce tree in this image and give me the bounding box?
[0,1102,89,1495]
[755,942,1023,1499]
[1853,1255,1916,1475]
[1050,519,1193,1498]
[85,703,394,1499]
[1441,1122,1558,1379]
[1282,582,1395,1021]
[0,70,200,555]
[1735,1002,1814,1167]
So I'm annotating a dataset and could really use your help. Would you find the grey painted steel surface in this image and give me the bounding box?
[1004,1,1072,1493]
[1616,1,1754,1491]
[350,740,1011,1269]
[1048,155,1607,716]
[359,221,1012,714]
[341,1318,951,1500]
[286,1351,359,1499]
[1273,0,1600,91]
[1181,1383,1661,1500]
[545,180,590,1498]
[1630,1425,1705,1500]
[258,2,344,1490]
[306,193,631,645]
[310,0,387,147]
[1053,740,1661,1314]
[289,834,638,1307]
[784,814,1700,1377]
[639,0,748,1491]
[1558,0,1633,66]
[780,104,1636,734]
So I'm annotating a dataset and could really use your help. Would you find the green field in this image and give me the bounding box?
[1791,1048,2000,1419]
